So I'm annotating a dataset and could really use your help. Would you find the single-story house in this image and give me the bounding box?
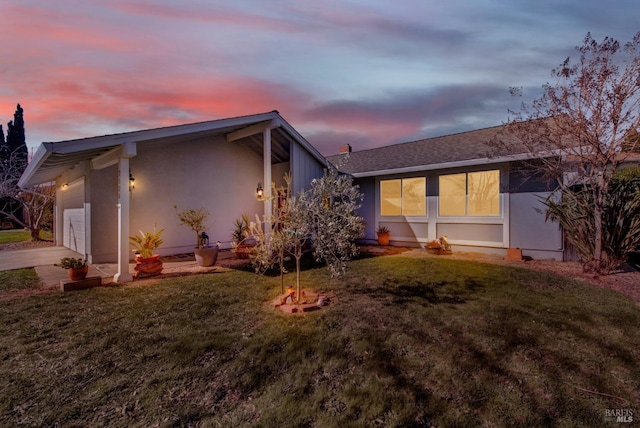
[328,124,566,261]
[23,110,627,281]
[18,111,326,282]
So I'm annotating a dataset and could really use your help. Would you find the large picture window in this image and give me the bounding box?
[439,170,500,216]
[380,177,426,216]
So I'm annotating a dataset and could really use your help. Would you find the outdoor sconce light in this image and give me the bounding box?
[61,183,69,190]
[256,182,264,200]
[129,170,135,191]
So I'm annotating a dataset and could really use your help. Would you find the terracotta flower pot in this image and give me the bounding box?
[67,265,89,281]
[235,243,255,260]
[134,254,163,277]
[377,232,390,246]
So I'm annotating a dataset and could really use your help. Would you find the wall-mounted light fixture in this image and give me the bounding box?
[61,183,69,190]
[129,170,135,191]
[256,182,264,200]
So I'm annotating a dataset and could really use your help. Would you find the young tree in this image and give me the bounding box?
[493,32,640,274]
[249,166,365,300]
[299,165,365,278]
[0,148,54,238]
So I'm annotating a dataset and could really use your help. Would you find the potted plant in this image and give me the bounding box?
[231,214,255,259]
[376,225,390,246]
[425,239,442,254]
[129,227,164,277]
[175,206,218,266]
[425,236,452,255]
[56,257,89,281]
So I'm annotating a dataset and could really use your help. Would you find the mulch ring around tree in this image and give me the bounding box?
[272,289,330,314]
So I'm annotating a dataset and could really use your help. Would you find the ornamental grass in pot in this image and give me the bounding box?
[129,227,164,277]
[376,225,390,246]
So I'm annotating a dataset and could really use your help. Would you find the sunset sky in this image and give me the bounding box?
[1,1,638,155]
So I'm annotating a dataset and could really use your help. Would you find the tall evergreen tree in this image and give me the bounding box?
[6,104,28,171]
[0,124,7,163]
[1,104,31,227]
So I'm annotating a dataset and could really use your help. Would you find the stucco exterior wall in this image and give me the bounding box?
[124,135,264,257]
[355,177,376,243]
[88,166,118,263]
[82,134,324,263]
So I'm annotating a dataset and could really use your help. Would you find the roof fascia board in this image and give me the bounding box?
[47,111,280,154]
[17,143,52,188]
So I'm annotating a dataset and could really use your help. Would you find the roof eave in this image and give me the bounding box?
[18,143,53,188]
[18,111,328,188]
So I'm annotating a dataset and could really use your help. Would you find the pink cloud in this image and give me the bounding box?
[5,5,136,54]
[114,2,303,33]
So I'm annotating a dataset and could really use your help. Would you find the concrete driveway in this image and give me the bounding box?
[0,246,115,286]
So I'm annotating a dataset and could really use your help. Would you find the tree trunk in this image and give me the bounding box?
[30,226,40,241]
[592,173,605,274]
[295,254,301,304]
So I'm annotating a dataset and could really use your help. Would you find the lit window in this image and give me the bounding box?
[468,170,500,216]
[438,173,466,216]
[380,177,426,216]
[439,170,500,216]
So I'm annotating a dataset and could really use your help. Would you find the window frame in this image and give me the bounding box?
[379,176,427,217]
[438,169,501,217]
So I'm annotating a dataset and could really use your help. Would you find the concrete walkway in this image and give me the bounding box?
[0,246,81,270]
[1,246,241,287]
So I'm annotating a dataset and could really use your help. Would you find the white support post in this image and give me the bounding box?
[263,128,273,236]
[54,185,64,246]
[114,156,134,283]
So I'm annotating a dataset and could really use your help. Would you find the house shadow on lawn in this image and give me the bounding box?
[353,278,468,306]
[230,252,328,276]
[229,244,409,276]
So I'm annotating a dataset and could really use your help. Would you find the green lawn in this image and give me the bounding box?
[0,269,42,292]
[0,229,52,244]
[0,229,30,244]
[0,256,638,427]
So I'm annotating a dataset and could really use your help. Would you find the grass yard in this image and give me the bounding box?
[0,269,42,292]
[0,229,31,244]
[0,255,638,427]
[0,229,53,244]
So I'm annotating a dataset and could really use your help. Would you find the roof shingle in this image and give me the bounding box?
[328,124,525,175]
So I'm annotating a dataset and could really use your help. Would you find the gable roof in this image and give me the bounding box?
[328,124,530,177]
[19,111,327,188]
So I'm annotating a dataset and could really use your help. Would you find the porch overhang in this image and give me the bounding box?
[18,111,328,284]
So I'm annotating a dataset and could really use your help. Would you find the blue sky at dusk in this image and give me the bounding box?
[1,0,638,155]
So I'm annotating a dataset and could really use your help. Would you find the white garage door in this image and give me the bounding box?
[63,208,85,255]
